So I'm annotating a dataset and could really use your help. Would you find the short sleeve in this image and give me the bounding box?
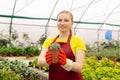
[42,38,54,48]
[74,36,86,51]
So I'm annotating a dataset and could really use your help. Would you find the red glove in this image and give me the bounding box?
[59,50,66,65]
[45,51,52,65]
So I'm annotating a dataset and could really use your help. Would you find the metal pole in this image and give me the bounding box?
[45,0,59,36]
[9,0,17,44]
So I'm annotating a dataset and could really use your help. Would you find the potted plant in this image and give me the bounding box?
[24,46,37,58]
[0,47,8,57]
[15,46,24,56]
[48,43,61,63]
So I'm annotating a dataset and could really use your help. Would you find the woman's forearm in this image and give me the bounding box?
[71,62,83,73]
[71,50,85,73]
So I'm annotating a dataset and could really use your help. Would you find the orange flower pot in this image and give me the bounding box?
[49,50,60,63]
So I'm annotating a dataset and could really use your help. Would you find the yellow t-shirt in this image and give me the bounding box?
[42,35,86,55]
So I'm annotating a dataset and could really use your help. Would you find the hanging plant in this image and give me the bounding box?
[11,29,19,41]
[0,39,9,47]
[22,33,29,41]
[37,34,48,46]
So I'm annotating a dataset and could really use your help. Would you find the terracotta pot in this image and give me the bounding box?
[9,54,14,57]
[109,57,117,62]
[25,54,30,59]
[15,53,20,57]
[1,54,7,57]
[49,50,59,63]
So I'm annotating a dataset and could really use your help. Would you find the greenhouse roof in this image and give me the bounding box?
[0,0,120,35]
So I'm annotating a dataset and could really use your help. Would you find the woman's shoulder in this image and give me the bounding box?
[42,36,56,48]
[46,37,54,41]
[71,35,83,41]
[44,36,55,43]
[71,35,85,44]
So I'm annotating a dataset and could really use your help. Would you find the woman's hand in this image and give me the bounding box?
[59,50,66,65]
[45,49,67,65]
[45,51,52,65]
[59,50,73,71]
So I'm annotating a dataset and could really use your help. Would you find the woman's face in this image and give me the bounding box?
[57,13,73,33]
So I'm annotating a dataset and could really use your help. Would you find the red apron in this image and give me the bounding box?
[48,33,83,80]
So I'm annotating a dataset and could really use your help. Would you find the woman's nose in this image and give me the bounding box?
[61,21,65,24]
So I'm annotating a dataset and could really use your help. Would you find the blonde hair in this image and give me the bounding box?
[57,10,73,33]
[57,10,73,23]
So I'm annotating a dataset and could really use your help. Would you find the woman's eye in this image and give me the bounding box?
[58,19,62,22]
[64,19,69,22]
[58,19,69,22]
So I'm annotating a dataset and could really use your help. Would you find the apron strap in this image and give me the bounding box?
[52,32,72,43]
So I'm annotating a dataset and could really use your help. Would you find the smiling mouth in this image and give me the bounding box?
[60,26,66,29]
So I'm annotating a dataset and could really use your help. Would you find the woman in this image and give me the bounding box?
[38,10,86,80]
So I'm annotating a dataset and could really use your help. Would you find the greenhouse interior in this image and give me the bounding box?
[0,0,120,80]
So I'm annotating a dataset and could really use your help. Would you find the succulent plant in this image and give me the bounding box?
[49,43,61,50]
[49,43,61,63]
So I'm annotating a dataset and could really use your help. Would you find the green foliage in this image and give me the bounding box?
[86,47,120,59]
[99,57,115,67]
[49,43,61,50]
[0,59,39,80]
[29,59,49,72]
[41,66,49,72]
[82,57,120,80]
[38,34,47,46]
[24,46,40,56]
[29,58,39,68]
[0,67,24,80]
[0,39,9,47]
[0,46,9,56]
[22,33,29,41]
